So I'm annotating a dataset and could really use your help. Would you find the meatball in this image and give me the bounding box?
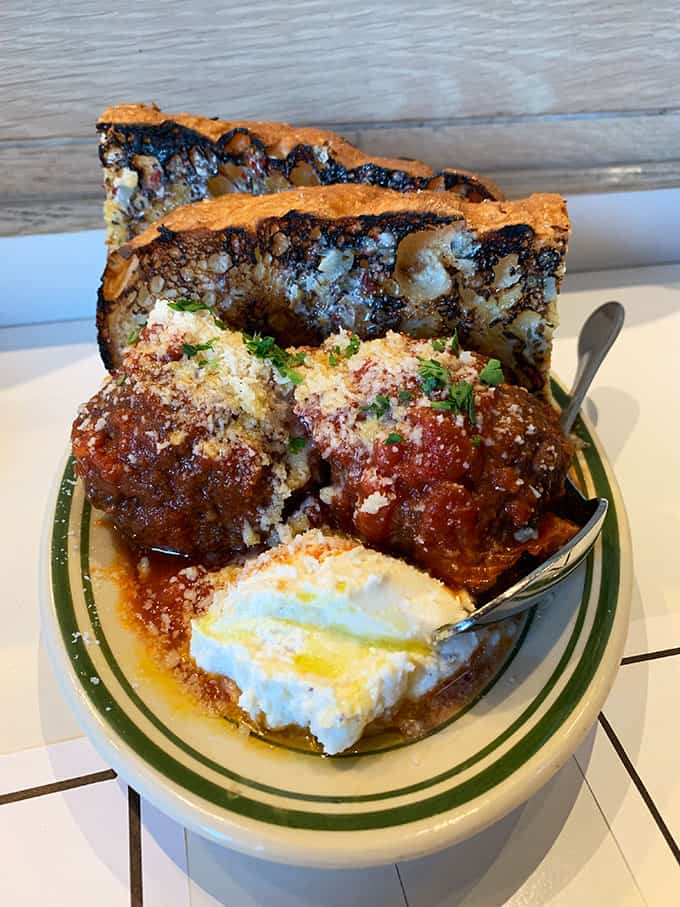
[294,331,575,593]
[72,300,317,558]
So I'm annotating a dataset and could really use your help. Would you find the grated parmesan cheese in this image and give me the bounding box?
[294,330,489,459]
[89,299,315,545]
[358,491,393,514]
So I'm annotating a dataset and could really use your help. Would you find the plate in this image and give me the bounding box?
[41,381,632,868]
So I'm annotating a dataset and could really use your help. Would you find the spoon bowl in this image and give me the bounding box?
[433,481,607,649]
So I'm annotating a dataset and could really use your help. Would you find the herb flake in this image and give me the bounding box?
[431,380,476,424]
[385,432,403,445]
[329,334,360,366]
[479,358,505,386]
[345,334,361,357]
[417,358,449,396]
[449,380,476,424]
[243,332,305,384]
[182,338,217,359]
[126,319,146,346]
[168,298,229,331]
[168,299,213,313]
[288,437,307,453]
[361,394,391,418]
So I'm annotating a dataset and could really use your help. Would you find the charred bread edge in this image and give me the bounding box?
[98,104,504,201]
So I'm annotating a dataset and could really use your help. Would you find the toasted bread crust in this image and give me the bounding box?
[122,185,565,250]
[98,104,436,176]
[98,185,569,392]
[98,104,503,248]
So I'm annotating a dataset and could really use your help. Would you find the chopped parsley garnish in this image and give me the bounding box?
[471,434,482,447]
[196,356,219,369]
[430,334,460,354]
[116,372,126,386]
[418,356,478,423]
[244,333,284,359]
[361,394,391,418]
[479,358,505,386]
[168,299,212,313]
[329,334,361,366]
[243,332,306,384]
[449,380,474,412]
[417,358,448,396]
[168,298,229,330]
[288,437,307,453]
[182,338,217,359]
[431,380,476,424]
[126,319,146,346]
[398,388,414,405]
[345,334,361,357]
[385,432,403,445]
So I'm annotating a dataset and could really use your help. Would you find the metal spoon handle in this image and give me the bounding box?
[560,301,625,434]
[433,300,625,647]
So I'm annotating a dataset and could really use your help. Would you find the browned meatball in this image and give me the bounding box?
[72,301,317,558]
[294,331,575,593]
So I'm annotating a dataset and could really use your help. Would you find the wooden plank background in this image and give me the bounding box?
[2,0,679,236]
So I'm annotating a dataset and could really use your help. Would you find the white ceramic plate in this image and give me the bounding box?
[41,382,632,868]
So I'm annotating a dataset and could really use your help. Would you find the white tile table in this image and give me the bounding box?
[1,259,679,906]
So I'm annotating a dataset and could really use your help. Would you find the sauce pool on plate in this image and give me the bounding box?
[107,530,524,755]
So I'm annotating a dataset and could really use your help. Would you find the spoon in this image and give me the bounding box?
[433,301,625,647]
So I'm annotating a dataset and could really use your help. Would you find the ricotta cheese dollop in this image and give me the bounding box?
[190,529,479,754]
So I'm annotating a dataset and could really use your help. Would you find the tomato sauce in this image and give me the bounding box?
[325,389,578,594]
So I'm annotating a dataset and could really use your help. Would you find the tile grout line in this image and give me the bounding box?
[128,787,144,907]
[0,768,116,805]
[621,647,680,665]
[598,713,680,865]
[572,753,647,904]
[394,864,410,907]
